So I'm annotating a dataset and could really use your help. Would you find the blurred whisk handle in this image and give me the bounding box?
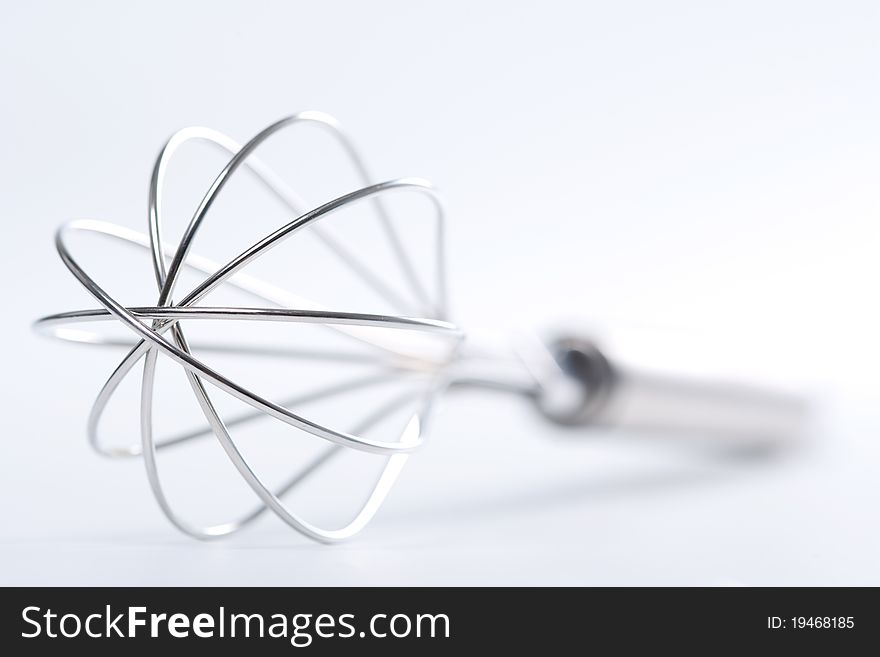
[535,336,807,450]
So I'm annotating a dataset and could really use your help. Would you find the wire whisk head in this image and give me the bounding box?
[36,112,461,542]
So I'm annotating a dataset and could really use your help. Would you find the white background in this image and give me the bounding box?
[1,0,878,585]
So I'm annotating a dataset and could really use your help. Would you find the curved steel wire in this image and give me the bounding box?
[34,112,460,542]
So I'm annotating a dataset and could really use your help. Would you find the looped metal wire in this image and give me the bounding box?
[35,112,461,542]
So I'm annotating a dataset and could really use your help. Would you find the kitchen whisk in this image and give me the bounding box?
[35,111,805,543]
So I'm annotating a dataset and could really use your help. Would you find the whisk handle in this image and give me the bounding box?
[535,336,806,451]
